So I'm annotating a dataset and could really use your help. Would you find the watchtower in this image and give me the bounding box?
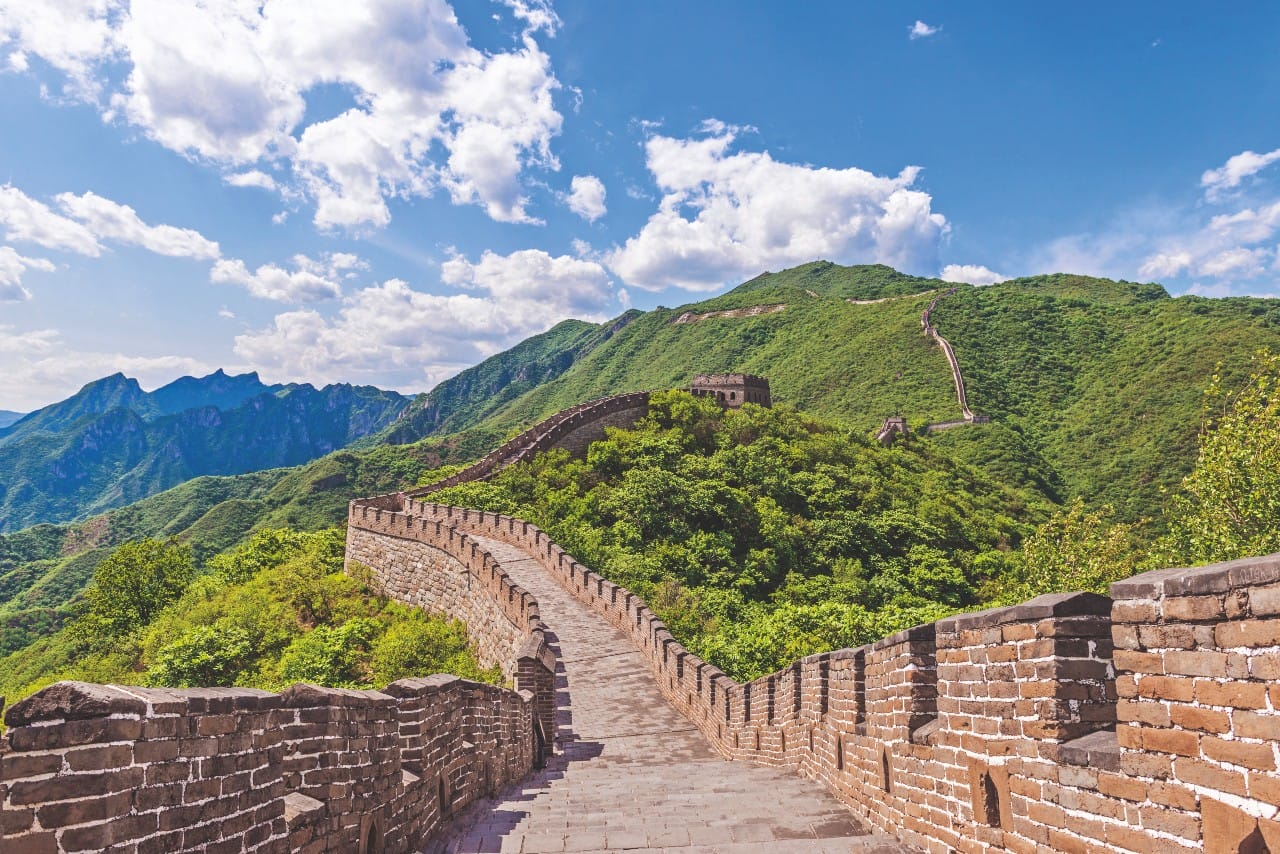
[689,373,771,408]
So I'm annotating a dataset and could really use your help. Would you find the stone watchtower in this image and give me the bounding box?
[689,373,771,408]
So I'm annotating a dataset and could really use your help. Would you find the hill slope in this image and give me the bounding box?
[0,373,410,532]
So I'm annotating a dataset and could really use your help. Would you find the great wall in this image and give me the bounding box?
[7,376,1280,852]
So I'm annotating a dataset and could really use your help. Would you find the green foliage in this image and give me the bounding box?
[993,498,1138,604]
[1159,350,1280,564]
[0,527,495,706]
[434,392,1042,679]
[75,539,196,640]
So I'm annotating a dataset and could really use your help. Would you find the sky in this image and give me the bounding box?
[0,2,1278,411]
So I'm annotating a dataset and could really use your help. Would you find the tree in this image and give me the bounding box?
[77,539,195,639]
[1160,349,1280,565]
[1000,498,1136,603]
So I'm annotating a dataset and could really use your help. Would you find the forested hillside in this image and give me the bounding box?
[3,261,1279,693]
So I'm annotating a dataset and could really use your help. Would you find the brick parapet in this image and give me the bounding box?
[402,498,1280,852]
[1,675,534,853]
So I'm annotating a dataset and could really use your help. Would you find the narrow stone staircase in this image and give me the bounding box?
[429,536,907,854]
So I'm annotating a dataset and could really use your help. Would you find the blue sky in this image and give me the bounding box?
[0,1,1278,410]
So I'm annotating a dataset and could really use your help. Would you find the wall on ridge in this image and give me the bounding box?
[409,498,1280,854]
[1,676,534,853]
[409,391,650,496]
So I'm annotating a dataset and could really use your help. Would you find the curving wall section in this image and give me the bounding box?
[409,391,650,496]
[406,497,1280,854]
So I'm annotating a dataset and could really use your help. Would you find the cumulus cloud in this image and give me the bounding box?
[224,170,278,191]
[236,249,614,389]
[940,264,1006,286]
[909,20,940,40]
[1201,148,1280,200]
[0,246,55,300]
[606,126,948,291]
[565,174,606,222]
[4,0,565,229]
[0,185,101,255]
[54,191,220,259]
[0,1,123,99]
[0,184,222,260]
[210,253,349,302]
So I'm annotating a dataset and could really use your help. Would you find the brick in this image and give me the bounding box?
[1143,727,1199,756]
[1164,595,1225,621]
[1169,704,1230,734]
[1201,736,1276,770]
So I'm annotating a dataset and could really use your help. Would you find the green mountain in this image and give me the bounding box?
[0,372,410,532]
[3,260,1280,669]
[378,313,641,444]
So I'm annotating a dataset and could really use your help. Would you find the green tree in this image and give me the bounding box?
[277,617,380,687]
[146,624,253,687]
[999,497,1136,603]
[76,539,195,639]
[1160,350,1280,565]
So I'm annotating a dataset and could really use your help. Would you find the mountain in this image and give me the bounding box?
[378,313,641,444]
[3,260,1280,663]
[379,261,1280,525]
[147,368,283,416]
[0,410,24,429]
[0,373,410,532]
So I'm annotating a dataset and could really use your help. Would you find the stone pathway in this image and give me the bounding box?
[429,535,907,854]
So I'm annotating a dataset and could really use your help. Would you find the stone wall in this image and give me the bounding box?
[1,676,533,853]
[409,391,650,496]
[412,498,1280,854]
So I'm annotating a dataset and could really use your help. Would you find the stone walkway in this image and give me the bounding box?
[429,535,907,854]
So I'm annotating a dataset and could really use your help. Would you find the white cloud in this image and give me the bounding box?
[909,20,939,40]
[224,170,278,191]
[565,174,606,221]
[6,0,565,230]
[54,191,220,259]
[210,254,344,302]
[237,249,614,389]
[0,185,101,255]
[0,0,124,99]
[606,126,948,291]
[1201,148,1280,200]
[940,264,1005,286]
[0,324,212,411]
[0,246,55,300]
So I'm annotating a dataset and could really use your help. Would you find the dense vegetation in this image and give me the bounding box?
[3,260,1280,694]
[432,391,1045,679]
[0,528,496,707]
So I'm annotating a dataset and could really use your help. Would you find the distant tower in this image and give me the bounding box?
[876,416,910,446]
[689,373,772,408]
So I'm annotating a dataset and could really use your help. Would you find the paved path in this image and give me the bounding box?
[430,535,907,854]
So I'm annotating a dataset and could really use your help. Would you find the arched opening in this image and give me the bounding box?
[881,750,892,793]
[730,391,736,401]
[808,727,815,753]
[781,730,786,753]
[755,730,761,751]
[359,816,384,854]
[836,736,844,771]
[438,777,450,817]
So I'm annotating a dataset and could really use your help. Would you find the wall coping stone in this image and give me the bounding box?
[870,621,935,652]
[4,681,282,726]
[935,591,1111,632]
[280,683,396,708]
[1111,553,1280,599]
[1059,729,1120,771]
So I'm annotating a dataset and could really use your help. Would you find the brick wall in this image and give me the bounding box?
[1,675,534,853]
[411,497,1280,853]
